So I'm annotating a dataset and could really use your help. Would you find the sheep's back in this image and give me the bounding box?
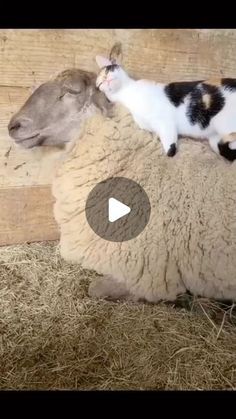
[53,105,236,301]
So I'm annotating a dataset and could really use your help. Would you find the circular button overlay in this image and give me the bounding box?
[85,177,151,242]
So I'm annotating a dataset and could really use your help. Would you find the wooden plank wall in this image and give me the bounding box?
[1,29,236,245]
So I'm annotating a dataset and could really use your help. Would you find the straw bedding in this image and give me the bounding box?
[0,241,236,390]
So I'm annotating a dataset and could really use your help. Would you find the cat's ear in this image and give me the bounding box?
[109,42,123,65]
[95,55,112,68]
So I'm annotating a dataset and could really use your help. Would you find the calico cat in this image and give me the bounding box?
[95,52,236,161]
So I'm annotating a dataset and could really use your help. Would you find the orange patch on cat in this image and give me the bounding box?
[202,93,211,108]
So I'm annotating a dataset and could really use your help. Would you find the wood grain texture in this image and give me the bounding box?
[0,29,236,89]
[0,185,59,245]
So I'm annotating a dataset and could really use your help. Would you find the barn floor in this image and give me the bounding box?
[0,242,236,390]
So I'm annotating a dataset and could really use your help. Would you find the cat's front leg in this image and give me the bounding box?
[133,114,148,130]
[208,134,221,155]
[155,122,178,157]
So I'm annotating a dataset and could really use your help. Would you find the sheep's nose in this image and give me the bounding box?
[8,120,21,133]
[8,117,31,139]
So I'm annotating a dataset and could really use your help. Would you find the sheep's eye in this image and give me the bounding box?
[66,88,81,95]
[58,89,81,100]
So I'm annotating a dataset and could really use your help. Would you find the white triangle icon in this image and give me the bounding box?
[108,197,131,223]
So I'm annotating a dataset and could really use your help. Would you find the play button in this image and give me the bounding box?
[85,177,151,242]
[108,198,131,222]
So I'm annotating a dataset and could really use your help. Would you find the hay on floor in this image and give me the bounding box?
[0,242,236,390]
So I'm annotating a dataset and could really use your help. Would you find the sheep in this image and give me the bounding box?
[8,68,113,149]
[52,103,236,303]
[7,67,236,304]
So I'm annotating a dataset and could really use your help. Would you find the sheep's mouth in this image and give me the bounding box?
[15,134,46,149]
[13,133,39,142]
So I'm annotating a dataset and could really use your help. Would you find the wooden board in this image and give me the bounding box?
[1,29,236,89]
[0,185,59,245]
[1,29,236,245]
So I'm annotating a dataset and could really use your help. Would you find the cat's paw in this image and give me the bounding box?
[167,143,177,157]
[218,141,236,162]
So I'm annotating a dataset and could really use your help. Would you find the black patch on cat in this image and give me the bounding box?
[164,81,203,107]
[167,143,177,157]
[221,78,236,91]
[187,83,225,129]
[105,64,119,73]
[218,141,236,162]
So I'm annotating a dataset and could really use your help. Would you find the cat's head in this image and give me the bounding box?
[95,43,128,96]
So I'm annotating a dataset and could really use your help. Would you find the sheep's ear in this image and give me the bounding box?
[109,42,123,65]
[30,83,39,93]
[95,55,112,68]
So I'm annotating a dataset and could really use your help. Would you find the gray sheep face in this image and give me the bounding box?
[8,69,112,149]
